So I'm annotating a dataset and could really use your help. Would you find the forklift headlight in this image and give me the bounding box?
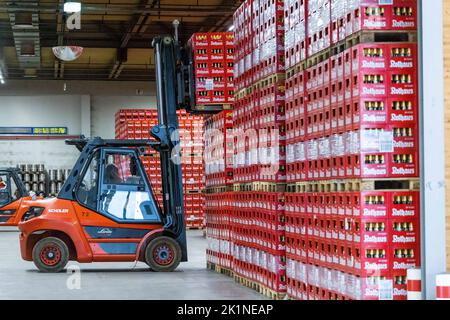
[0,210,15,216]
[22,207,45,222]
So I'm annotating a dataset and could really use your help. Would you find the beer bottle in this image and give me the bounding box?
[402,7,408,16]
[373,249,380,258]
[406,48,412,57]
[393,196,399,205]
[401,222,408,231]
[399,75,405,84]
[408,195,413,204]
[407,154,413,163]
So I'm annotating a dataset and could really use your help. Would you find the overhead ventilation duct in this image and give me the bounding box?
[8,1,41,70]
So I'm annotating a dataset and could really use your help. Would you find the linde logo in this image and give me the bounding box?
[363,208,386,217]
[48,208,69,213]
[364,20,387,28]
[394,288,407,296]
[362,61,385,69]
[393,261,416,270]
[363,167,387,176]
[392,167,415,175]
[98,228,113,235]
[391,114,414,122]
[364,235,387,243]
[390,60,414,69]
[394,141,415,149]
[364,262,388,270]
[392,20,415,28]
[363,114,386,122]
[392,208,415,217]
[393,235,416,243]
[391,87,414,95]
[363,87,385,95]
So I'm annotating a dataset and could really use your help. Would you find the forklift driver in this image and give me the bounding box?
[0,176,9,206]
[105,163,122,184]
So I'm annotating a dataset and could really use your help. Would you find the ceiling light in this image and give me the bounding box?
[64,2,81,13]
[228,25,235,31]
[0,80,5,85]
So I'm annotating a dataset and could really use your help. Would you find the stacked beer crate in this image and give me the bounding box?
[189,32,235,106]
[115,109,205,228]
[231,0,287,299]
[204,111,234,272]
[284,0,419,300]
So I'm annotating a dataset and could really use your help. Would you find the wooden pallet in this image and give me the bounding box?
[332,30,417,56]
[233,182,286,193]
[286,63,305,79]
[235,87,253,100]
[186,189,203,194]
[286,182,308,193]
[256,72,286,88]
[207,262,234,278]
[205,185,234,194]
[306,48,331,69]
[258,285,286,300]
[286,30,417,72]
[194,103,233,112]
[286,178,420,193]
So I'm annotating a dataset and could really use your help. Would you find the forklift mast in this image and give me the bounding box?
[150,31,188,261]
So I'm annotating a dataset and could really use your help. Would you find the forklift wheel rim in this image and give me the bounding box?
[39,245,62,266]
[153,243,175,266]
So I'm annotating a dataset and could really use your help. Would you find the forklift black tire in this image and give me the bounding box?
[144,236,182,272]
[32,237,69,273]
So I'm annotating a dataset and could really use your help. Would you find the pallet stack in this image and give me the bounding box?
[284,0,420,300]
[115,109,205,229]
[230,0,287,299]
[189,32,235,107]
[204,111,234,272]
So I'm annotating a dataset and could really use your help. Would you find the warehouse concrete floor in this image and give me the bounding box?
[0,228,265,300]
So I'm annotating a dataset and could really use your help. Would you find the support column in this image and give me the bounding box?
[81,95,91,137]
[419,0,447,300]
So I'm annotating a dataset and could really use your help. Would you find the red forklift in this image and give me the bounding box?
[0,168,34,226]
[17,24,219,272]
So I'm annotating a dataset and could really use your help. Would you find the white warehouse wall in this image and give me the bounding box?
[0,80,158,167]
[0,95,82,132]
[0,95,82,168]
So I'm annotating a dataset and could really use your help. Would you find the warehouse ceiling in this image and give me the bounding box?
[0,0,241,81]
